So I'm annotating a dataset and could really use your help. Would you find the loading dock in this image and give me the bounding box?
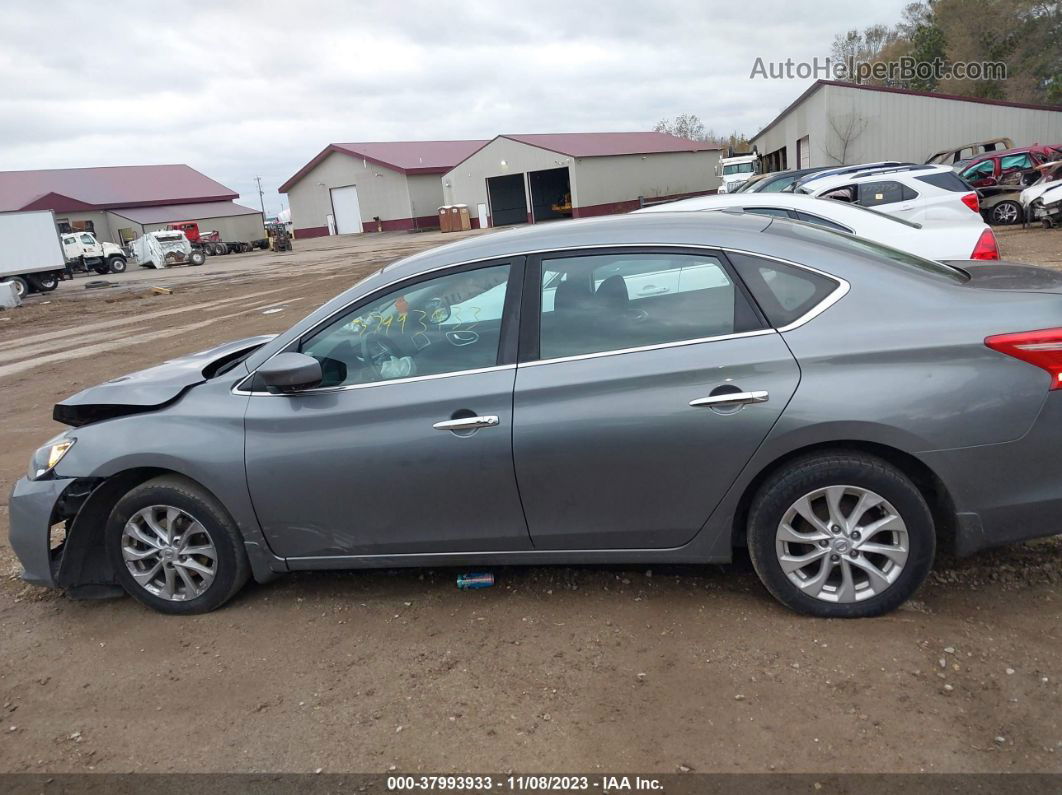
[528,167,572,222]
[486,174,527,226]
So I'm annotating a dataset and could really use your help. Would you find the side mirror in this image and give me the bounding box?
[256,352,323,392]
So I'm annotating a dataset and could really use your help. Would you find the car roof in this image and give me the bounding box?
[634,190,915,230]
[963,144,1059,166]
[381,212,774,279]
[800,163,951,191]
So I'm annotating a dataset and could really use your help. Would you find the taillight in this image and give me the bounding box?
[970,228,999,260]
[961,192,980,213]
[986,328,1062,390]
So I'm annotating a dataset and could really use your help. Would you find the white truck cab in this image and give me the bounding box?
[716,149,761,194]
[60,231,128,274]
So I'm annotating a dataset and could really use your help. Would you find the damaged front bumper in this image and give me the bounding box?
[8,476,71,587]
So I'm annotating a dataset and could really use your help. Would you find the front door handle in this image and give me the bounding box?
[689,391,769,408]
[433,415,500,431]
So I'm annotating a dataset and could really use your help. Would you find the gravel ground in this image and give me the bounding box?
[0,225,1059,774]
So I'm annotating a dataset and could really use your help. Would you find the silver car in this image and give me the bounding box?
[10,213,1062,617]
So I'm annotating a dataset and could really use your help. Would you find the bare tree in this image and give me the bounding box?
[823,111,869,165]
[654,113,708,141]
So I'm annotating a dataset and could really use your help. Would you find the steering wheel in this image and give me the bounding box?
[424,297,451,325]
[359,333,407,380]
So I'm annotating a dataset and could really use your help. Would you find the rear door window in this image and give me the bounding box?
[792,211,852,232]
[742,207,792,219]
[857,181,915,207]
[536,251,759,360]
[1000,154,1032,171]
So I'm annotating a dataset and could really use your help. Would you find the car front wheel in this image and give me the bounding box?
[106,475,250,614]
[747,452,935,618]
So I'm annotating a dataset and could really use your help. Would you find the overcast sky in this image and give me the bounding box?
[0,0,909,215]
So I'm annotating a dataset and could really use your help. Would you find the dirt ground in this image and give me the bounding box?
[0,225,1059,775]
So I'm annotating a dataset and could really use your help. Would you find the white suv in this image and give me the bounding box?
[797,164,983,224]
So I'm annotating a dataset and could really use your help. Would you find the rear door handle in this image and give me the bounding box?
[689,391,769,407]
[433,415,500,431]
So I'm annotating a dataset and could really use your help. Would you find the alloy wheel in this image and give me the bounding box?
[121,505,217,601]
[775,485,909,603]
[993,203,1019,224]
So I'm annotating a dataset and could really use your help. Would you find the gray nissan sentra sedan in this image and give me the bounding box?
[10,212,1062,617]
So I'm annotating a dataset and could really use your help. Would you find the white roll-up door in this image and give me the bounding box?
[329,185,363,234]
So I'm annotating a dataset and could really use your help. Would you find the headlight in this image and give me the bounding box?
[28,437,75,480]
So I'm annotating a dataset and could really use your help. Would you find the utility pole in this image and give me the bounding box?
[254,176,266,217]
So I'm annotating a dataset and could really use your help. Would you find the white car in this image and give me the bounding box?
[796,164,984,225]
[634,191,1000,261]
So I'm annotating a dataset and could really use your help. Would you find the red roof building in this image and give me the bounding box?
[0,164,264,245]
[282,133,721,237]
[442,133,721,228]
[279,140,488,237]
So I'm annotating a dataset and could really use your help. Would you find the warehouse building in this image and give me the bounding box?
[0,164,265,245]
[751,80,1062,172]
[279,140,488,238]
[442,132,721,227]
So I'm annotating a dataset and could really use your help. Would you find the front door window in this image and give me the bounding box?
[301,263,511,387]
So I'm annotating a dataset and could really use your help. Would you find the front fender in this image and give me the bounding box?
[52,378,286,583]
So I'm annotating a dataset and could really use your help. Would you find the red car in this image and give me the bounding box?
[959,144,1062,188]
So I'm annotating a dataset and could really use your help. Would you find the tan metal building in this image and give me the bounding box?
[0,164,265,245]
[278,141,487,238]
[442,133,721,227]
[751,80,1062,172]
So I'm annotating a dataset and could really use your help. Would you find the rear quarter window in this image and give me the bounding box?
[916,171,974,192]
[728,252,840,328]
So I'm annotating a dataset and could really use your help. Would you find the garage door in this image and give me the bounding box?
[330,185,363,235]
[486,174,528,226]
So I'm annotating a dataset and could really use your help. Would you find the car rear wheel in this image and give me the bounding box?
[106,476,250,614]
[747,452,935,618]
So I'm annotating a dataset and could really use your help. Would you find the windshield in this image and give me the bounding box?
[723,163,755,175]
[766,219,968,283]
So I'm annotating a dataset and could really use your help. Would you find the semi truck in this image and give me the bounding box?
[0,210,68,298]
[716,148,762,194]
[167,222,268,255]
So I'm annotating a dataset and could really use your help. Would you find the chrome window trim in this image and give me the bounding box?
[522,329,776,368]
[237,243,847,393]
[234,364,515,397]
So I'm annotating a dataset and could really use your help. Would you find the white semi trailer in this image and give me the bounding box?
[0,210,67,298]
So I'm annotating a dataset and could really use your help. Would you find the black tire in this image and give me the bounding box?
[746,451,935,618]
[3,276,29,298]
[107,256,127,274]
[106,475,250,615]
[28,272,59,292]
[989,200,1022,226]
[215,243,228,256]
[189,250,206,266]
[240,242,251,253]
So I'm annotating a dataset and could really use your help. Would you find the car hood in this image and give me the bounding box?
[1020,181,1062,207]
[957,261,1062,293]
[53,335,275,427]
